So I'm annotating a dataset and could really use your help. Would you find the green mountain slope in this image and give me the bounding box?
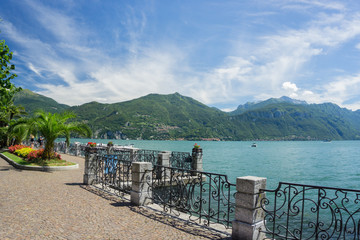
[13,89,70,113]
[230,102,360,140]
[13,90,360,140]
[70,93,237,140]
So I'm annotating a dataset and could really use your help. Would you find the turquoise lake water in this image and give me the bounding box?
[68,139,360,190]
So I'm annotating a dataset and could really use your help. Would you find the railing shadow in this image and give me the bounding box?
[131,205,232,240]
[80,184,231,240]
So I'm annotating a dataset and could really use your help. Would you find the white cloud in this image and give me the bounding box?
[189,9,360,110]
[323,74,360,108]
[287,75,360,110]
[221,107,236,112]
[36,46,187,105]
[303,90,314,96]
[24,0,86,44]
[3,0,360,111]
[28,63,42,76]
[283,0,346,11]
[282,82,299,92]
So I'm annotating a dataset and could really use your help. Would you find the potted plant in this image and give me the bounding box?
[106,141,114,154]
[87,142,97,147]
[86,142,97,153]
[192,143,202,153]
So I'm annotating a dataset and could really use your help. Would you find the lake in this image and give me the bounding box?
[67,139,360,190]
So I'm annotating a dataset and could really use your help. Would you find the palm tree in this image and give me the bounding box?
[8,120,30,146]
[27,111,92,159]
[5,104,27,145]
[0,103,27,146]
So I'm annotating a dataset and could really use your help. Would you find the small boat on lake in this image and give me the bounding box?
[251,143,257,147]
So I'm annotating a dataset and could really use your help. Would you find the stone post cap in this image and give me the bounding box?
[236,176,267,194]
[158,151,171,158]
[160,151,171,154]
[132,162,152,172]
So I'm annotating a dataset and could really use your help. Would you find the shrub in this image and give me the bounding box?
[14,147,35,158]
[27,149,43,162]
[27,149,62,162]
[8,145,27,153]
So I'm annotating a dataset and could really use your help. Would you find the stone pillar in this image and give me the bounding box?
[129,148,138,162]
[64,143,69,154]
[83,148,98,185]
[74,143,81,156]
[156,151,171,179]
[191,148,203,173]
[131,162,153,206]
[232,176,267,240]
[106,145,114,154]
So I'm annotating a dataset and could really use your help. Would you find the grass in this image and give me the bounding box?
[2,152,31,165]
[2,152,76,167]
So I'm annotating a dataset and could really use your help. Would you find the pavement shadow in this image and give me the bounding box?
[65,183,83,186]
[79,185,231,239]
[80,184,132,207]
[131,207,232,240]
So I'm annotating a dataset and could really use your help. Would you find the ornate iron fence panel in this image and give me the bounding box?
[147,165,236,228]
[54,142,67,154]
[67,143,78,156]
[79,145,87,156]
[260,182,360,239]
[94,154,132,196]
[170,151,192,170]
[134,149,161,165]
[54,143,192,170]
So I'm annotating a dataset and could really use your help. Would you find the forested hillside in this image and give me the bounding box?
[14,90,360,140]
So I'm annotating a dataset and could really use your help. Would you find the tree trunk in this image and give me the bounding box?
[43,142,54,160]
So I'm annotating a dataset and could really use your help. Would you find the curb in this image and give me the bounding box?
[0,153,79,172]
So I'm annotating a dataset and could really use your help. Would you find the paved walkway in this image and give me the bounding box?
[0,153,230,240]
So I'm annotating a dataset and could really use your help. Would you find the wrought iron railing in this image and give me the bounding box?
[94,154,133,196]
[146,165,236,228]
[170,151,192,170]
[68,144,78,156]
[54,142,132,156]
[54,142,194,170]
[260,182,360,239]
[54,141,67,153]
[133,149,161,165]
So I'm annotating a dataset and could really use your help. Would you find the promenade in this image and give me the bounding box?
[0,153,230,240]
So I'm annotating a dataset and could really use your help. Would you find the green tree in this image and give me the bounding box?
[0,39,21,111]
[0,34,22,146]
[25,111,92,159]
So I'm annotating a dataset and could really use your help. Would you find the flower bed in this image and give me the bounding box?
[7,145,68,166]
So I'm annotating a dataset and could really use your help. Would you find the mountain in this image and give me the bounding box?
[13,89,70,113]
[68,93,236,140]
[230,96,307,116]
[229,102,360,140]
[13,90,360,140]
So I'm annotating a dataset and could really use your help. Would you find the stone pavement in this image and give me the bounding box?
[0,153,231,240]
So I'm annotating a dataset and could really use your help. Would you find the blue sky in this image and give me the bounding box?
[1,0,360,111]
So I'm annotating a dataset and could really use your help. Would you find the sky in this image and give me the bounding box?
[1,0,360,111]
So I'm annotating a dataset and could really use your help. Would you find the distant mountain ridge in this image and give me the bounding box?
[13,89,360,141]
[13,89,70,113]
[230,96,308,115]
